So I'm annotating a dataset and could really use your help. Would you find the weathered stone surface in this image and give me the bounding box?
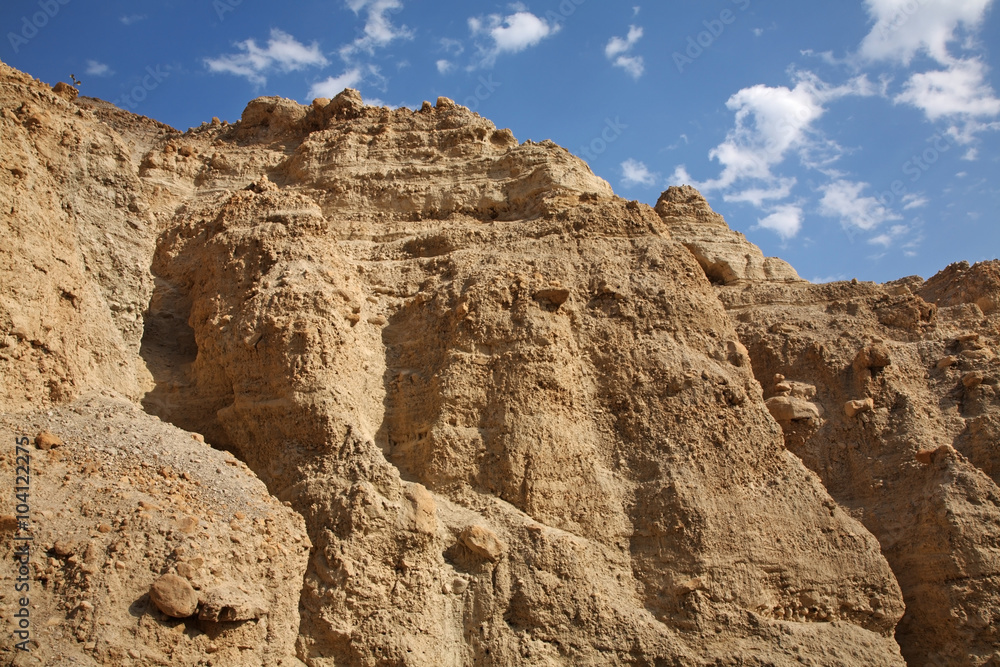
[846,398,875,418]
[459,525,505,562]
[198,585,268,622]
[766,395,824,421]
[150,574,199,618]
[655,185,803,285]
[9,56,1000,666]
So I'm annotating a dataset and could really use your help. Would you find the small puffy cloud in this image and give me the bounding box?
[119,14,146,26]
[724,178,797,207]
[469,11,559,66]
[341,0,412,59]
[818,179,902,231]
[206,29,329,85]
[859,0,993,65]
[605,25,644,79]
[621,159,656,187]
[85,60,112,77]
[436,59,454,74]
[868,224,911,247]
[605,26,642,59]
[756,204,803,240]
[308,68,363,99]
[895,58,1000,121]
[902,193,928,209]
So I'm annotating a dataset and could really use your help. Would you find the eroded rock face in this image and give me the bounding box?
[655,185,803,286]
[3,55,993,666]
[720,263,1000,666]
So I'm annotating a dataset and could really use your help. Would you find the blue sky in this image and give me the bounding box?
[3,0,998,283]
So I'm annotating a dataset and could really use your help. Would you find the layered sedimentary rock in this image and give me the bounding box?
[659,189,1000,666]
[0,57,997,666]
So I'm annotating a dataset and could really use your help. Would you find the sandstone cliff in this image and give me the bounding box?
[1,59,997,666]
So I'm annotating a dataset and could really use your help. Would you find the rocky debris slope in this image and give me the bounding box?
[0,395,309,666]
[0,56,993,665]
[685,202,1000,664]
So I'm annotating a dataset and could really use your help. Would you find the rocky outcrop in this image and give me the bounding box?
[1,56,997,666]
[718,265,1000,666]
[655,185,803,285]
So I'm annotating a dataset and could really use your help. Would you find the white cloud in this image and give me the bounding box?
[436,59,453,74]
[859,0,993,65]
[341,0,412,59]
[85,60,112,77]
[606,25,642,59]
[469,11,559,66]
[606,25,644,79]
[895,58,1000,121]
[818,179,902,231]
[621,159,656,187]
[672,71,875,193]
[308,68,363,99]
[724,178,797,207]
[868,224,911,247]
[206,29,329,85]
[119,14,146,26]
[756,204,803,240]
[613,55,644,79]
[902,193,929,209]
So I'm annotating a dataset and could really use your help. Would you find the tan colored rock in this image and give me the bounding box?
[963,372,985,389]
[655,185,803,285]
[149,574,199,618]
[198,585,267,622]
[52,81,78,101]
[937,355,959,369]
[766,396,823,421]
[459,525,505,562]
[35,430,63,450]
[854,343,892,371]
[845,398,875,418]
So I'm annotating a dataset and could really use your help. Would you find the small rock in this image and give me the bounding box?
[35,430,63,450]
[915,449,934,465]
[53,540,76,557]
[367,315,387,326]
[52,81,78,101]
[963,372,984,389]
[765,396,823,422]
[845,398,874,418]
[436,96,456,109]
[198,585,268,622]
[936,356,959,370]
[149,574,199,618]
[0,515,17,532]
[459,525,506,562]
[533,288,571,310]
[97,523,112,534]
[854,343,892,372]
